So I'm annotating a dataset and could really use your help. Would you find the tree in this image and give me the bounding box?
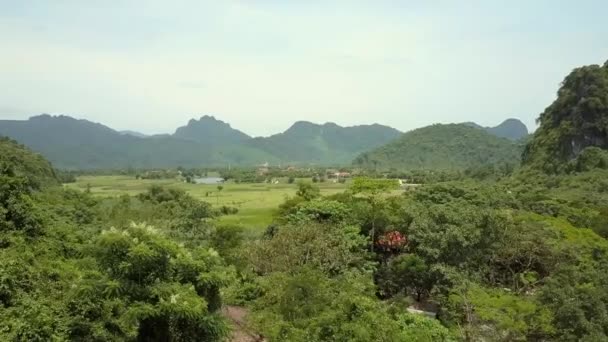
[246,222,370,276]
[444,282,554,341]
[0,165,42,236]
[350,178,398,252]
[295,181,320,201]
[250,269,406,342]
[380,254,436,301]
[93,223,232,341]
[216,185,223,205]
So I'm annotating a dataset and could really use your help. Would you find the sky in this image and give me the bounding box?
[1,0,607,137]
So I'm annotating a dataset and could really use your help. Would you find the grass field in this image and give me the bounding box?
[66,176,350,231]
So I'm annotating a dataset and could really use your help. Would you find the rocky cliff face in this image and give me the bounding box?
[523,60,608,171]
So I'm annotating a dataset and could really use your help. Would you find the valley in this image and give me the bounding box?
[66,175,351,231]
[1,2,607,339]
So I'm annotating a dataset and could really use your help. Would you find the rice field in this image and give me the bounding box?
[66,175,350,231]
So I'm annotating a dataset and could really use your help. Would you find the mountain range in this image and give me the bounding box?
[0,114,528,170]
[0,115,400,169]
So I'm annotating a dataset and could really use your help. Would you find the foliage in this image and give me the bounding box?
[93,223,232,341]
[295,181,321,200]
[378,254,435,301]
[0,137,57,189]
[246,222,371,276]
[569,146,608,172]
[444,282,554,341]
[0,144,235,341]
[250,267,457,341]
[0,165,43,236]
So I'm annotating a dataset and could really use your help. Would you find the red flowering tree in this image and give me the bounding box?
[376,231,408,252]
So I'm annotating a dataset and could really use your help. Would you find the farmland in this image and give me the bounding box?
[65,175,350,231]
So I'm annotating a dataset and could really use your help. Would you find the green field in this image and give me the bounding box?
[66,175,350,231]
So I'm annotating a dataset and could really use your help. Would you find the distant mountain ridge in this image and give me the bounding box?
[247,121,402,164]
[120,130,148,138]
[0,114,402,169]
[464,118,529,140]
[173,115,251,145]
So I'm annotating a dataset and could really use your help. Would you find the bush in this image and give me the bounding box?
[218,205,239,215]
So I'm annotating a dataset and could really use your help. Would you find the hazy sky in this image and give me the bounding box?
[1,1,607,136]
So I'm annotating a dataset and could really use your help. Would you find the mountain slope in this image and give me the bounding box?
[0,114,140,169]
[173,115,251,145]
[248,121,402,164]
[465,118,529,140]
[523,60,608,172]
[353,124,522,170]
[0,137,58,188]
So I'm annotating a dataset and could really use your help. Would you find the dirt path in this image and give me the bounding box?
[221,306,265,342]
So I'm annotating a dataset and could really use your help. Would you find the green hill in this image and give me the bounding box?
[0,137,58,188]
[523,60,608,172]
[353,123,522,170]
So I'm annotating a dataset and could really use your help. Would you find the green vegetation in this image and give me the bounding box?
[2,60,608,341]
[0,137,57,189]
[65,175,349,231]
[0,143,238,340]
[353,123,523,170]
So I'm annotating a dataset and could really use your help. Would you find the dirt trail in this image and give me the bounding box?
[221,306,265,342]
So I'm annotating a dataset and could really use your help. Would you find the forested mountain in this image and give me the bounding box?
[173,115,251,145]
[0,114,277,169]
[523,60,608,172]
[353,123,522,170]
[0,115,400,169]
[248,121,402,164]
[465,118,529,140]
